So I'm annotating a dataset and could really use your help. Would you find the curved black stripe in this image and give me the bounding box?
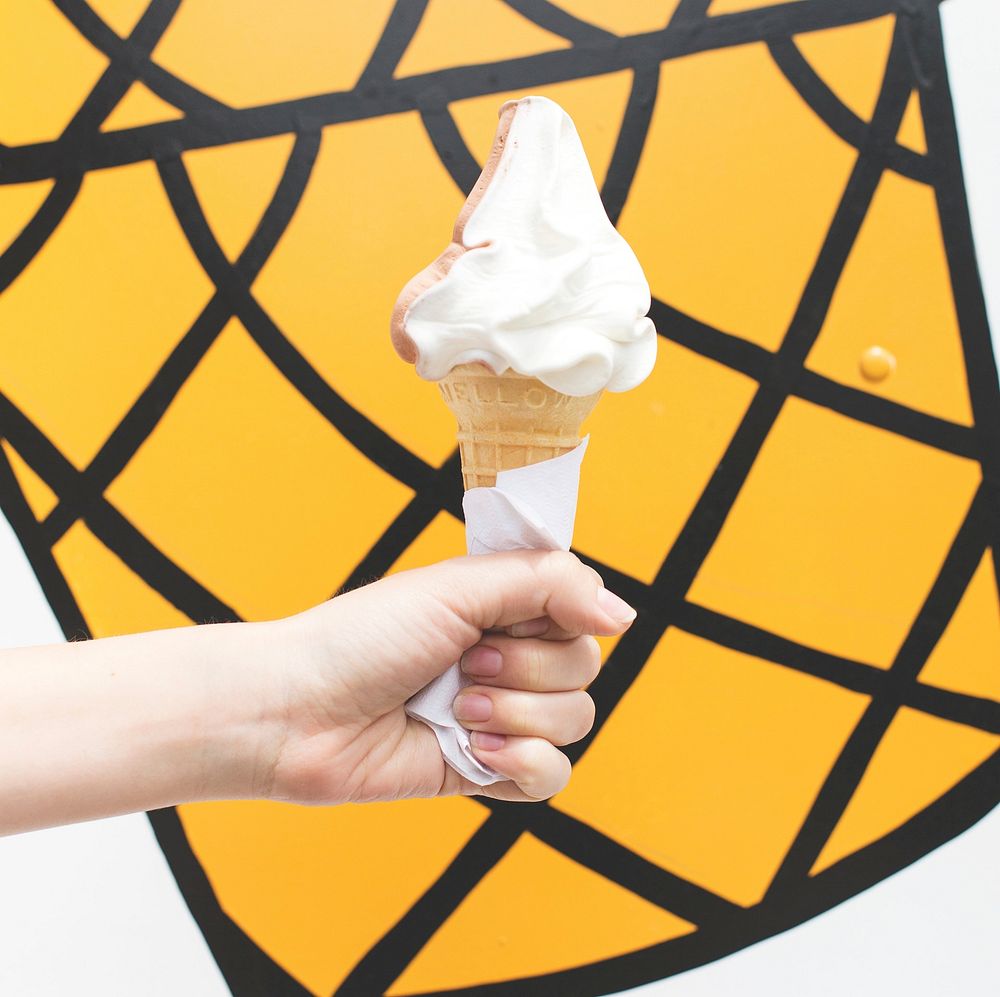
[1,0,904,185]
[669,0,713,23]
[41,131,323,545]
[678,600,1000,734]
[54,0,228,117]
[0,443,87,639]
[390,749,1000,996]
[769,37,931,184]
[913,7,1000,483]
[0,0,184,297]
[650,297,773,378]
[571,20,915,774]
[907,682,1000,736]
[332,453,463,598]
[767,483,992,898]
[677,600,887,695]
[419,104,482,195]
[87,500,239,623]
[530,806,744,924]
[0,176,82,295]
[357,0,431,84]
[794,366,979,458]
[154,156,437,495]
[602,63,659,225]
[0,393,238,623]
[336,813,526,995]
[5,4,993,997]
[650,298,978,460]
[147,808,312,997]
[56,0,191,140]
[503,0,616,44]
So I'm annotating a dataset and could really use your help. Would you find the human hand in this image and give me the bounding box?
[258,550,637,806]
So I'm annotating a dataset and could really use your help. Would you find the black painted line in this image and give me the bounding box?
[765,482,992,898]
[906,682,1000,736]
[357,0,431,85]
[502,0,617,44]
[652,298,978,459]
[147,808,313,997]
[572,26,915,773]
[332,451,463,598]
[914,5,1000,486]
[670,0,714,24]
[6,1,994,994]
[793,368,979,458]
[564,604,675,767]
[1,0,904,185]
[0,0,180,295]
[650,297,773,379]
[569,550,651,612]
[53,0,229,118]
[55,0,184,140]
[676,600,887,695]
[487,36,925,967]
[85,498,240,623]
[41,132,323,546]
[677,599,1000,735]
[763,0,1000,904]
[601,62,660,226]
[419,104,483,196]
[769,37,931,184]
[0,392,238,624]
[154,155,439,496]
[0,442,88,640]
[0,176,82,295]
[530,806,744,924]
[663,308,975,460]
[335,813,527,995]
[405,748,1000,996]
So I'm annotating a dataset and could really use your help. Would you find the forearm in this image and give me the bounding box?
[0,620,284,835]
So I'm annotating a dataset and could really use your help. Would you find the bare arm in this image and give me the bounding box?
[0,551,635,836]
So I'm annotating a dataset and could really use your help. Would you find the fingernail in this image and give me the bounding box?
[471,731,506,751]
[510,616,549,638]
[461,645,503,677]
[597,587,637,625]
[454,692,492,722]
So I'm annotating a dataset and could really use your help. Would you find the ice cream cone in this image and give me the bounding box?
[439,363,601,489]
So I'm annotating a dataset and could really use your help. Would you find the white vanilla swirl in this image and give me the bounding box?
[401,96,656,396]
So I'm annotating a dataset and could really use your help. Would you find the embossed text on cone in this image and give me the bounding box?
[439,363,601,489]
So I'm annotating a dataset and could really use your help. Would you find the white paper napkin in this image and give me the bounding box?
[404,438,589,785]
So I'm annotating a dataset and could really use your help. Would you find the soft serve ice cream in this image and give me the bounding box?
[394,96,656,785]
[391,95,656,395]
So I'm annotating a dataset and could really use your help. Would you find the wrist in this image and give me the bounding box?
[192,619,293,802]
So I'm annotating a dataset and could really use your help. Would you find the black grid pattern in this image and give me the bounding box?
[1,1,998,995]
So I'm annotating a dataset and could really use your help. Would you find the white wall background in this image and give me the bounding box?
[1,1,997,993]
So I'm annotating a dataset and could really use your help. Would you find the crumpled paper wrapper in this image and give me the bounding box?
[404,439,589,785]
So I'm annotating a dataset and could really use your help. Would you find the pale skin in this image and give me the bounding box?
[0,550,636,837]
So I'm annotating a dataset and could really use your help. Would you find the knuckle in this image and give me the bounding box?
[538,549,581,586]
[514,694,536,735]
[574,692,596,742]
[577,636,602,683]
[523,641,546,691]
[517,741,564,800]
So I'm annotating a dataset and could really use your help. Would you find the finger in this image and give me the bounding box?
[428,550,636,639]
[468,734,571,801]
[460,635,601,692]
[454,687,595,746]
[493,616,586,641]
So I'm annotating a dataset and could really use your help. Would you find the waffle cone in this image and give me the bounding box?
[439,364,601,489]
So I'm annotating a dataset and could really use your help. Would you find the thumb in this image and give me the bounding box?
[425,550,637,642]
